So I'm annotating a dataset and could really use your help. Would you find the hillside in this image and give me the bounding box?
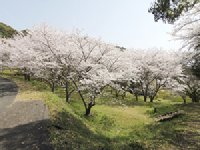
[1,72,200,150]
[0,22,17,38]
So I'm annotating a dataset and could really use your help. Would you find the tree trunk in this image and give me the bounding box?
[115,90,119,98]
[150,97,154,102]
[192,97,198,103]
[181,95,186,104]
[85,101,95,116]
[27,74,31,81]
[142,85,148,102]
[65,81,70,103]
[51,82,55,93]
[85,107,91,116]
[24,74,30,81]
[72,80,94,115]
[153,107,157,113]
[191,93,198,103]
[184,98,186,104]
[122,91,126,100]
[144,95,147,102]
[135,94,138,101]
[24,74,27,81]
[150,95,155,102]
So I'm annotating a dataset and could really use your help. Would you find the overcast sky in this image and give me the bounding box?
[0,0,178,49]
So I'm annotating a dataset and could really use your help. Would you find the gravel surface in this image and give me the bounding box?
[0,77,52,150]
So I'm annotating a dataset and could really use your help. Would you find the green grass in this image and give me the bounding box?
[1,72,200,150]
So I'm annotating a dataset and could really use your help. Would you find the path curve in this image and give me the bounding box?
[0,77,52,150]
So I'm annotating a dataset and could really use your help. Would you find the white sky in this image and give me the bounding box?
[0,0,179,49]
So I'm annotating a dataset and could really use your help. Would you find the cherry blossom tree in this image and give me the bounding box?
[0,39,9,71]
[172,73,200,103]
[1,23,187,115]
[121,49,183,102]
[3,32,37,80]
[3,24,125,115]
[172,3,200,77]
[68,31,124,115]
[28,25,75,95]
[6,25,77,98]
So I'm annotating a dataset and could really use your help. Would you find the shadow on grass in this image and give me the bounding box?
[108,135,147,150]
[145,103,200,149]
[50,110,109,150]
[0,120,52,150]
[50,110,146,150]
[160,128,200,149]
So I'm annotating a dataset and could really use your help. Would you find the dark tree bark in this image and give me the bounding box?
[24,74,27,81]
[191,93,199,102]
[27,74,31,81]
[142,84,149,102]
[65,81,69,103]
[154,107,157,113]
[85,101,95,116]
[72,80,88,114]
[85,107,91,116]
[71,80,97,116]
[51,82,55,93]
[135,94,138,101]
[181,95,186,104]
[122,91,126,100]
[149,80,162,103]
[150,95,156,103]
[150,97,153,103]
[144,95,147,102]
[24,74,30,81]
[115,90,119,98]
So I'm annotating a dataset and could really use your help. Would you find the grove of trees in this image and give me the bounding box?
[149,1,200,104]
[1,21,200,115]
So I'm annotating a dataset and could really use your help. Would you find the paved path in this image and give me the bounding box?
[0,77,52,150]
[0,77,18,112]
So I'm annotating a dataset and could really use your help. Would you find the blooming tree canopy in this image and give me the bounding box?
[0,24,186,114]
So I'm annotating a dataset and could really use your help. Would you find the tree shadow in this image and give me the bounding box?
[144,103,200,149]
[50,110,146,150]
[50,110,109,150]
[160,128,200,149]
[106,135,147,150]
[0,120,53,150]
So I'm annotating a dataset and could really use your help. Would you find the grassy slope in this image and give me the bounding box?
[0,22,17,38]
[1,72,200,150]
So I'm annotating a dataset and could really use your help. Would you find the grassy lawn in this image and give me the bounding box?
[1,72,200,150]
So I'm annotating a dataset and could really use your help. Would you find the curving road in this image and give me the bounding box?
[0,77,52,150]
